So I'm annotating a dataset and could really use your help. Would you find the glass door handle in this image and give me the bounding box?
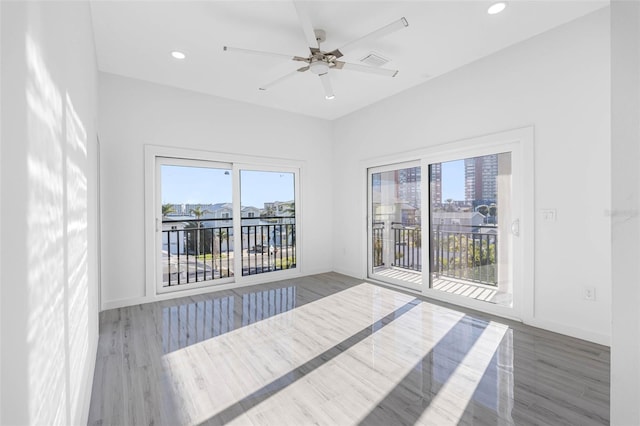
[511,219,520,237]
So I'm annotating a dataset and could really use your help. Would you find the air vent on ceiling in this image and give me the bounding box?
[360,52,390,68]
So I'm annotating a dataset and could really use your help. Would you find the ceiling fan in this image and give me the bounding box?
[223,3,408,99]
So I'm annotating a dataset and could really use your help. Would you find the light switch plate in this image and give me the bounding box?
[541,209,557,221]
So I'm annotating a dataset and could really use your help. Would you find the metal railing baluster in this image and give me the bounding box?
[161,216,296,281]
[382,223,498,286]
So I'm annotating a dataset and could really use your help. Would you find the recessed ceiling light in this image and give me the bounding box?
[171,50,186,60]
[487,2,506,15]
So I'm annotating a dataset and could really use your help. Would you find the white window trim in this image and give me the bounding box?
[144,145,304,301]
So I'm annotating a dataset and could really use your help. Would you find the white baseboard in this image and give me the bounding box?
[78,325,99,425]
[102,268,335,311]
[300,267,333,276]
[525,317,610,347]
[100,270,611,347]
[103,295,151,310]
[332,271,610,346]
[331,267,363,280]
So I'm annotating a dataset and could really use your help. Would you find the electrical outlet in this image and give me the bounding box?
[584,287,596,301]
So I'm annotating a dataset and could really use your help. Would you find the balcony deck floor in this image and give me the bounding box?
[373,266,513,306]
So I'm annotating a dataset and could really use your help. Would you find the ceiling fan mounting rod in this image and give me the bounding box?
[314,29,326,44]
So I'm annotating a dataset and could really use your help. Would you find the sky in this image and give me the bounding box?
[161,161,463,209]
[441,159,465,201]
[161,165,294,208]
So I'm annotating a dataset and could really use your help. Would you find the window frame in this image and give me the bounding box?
[360,127,534,322]
[144,145,303,300]
[367,160,423,291]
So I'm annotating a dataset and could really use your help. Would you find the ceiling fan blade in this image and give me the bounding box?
[319,72,334,99]
[293,1,319,50]
[223,46,299,61]
[337,61,399,77]
[330,17,408,58]
[259,70,299,91]
[297,66,310,72]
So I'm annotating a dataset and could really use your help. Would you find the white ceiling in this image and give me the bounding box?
[90,1,607,120]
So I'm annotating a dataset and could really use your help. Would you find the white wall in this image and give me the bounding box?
[0,1,100,425]
[98,73,333,307]
[332,8,611,344]
[611,1,640,424]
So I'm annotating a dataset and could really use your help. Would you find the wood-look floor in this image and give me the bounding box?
[88,272,609,425]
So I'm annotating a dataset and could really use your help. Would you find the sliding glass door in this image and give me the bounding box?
[428,152,513,308]
[368,161,422,291]
[155,157,298,294]
[239,169,296,276]
[366,131,528,318]
[159,159,234,290]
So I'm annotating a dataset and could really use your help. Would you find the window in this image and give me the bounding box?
[146,146,301,296]
[429,153,512,308]
[240,170,296,276]
[368,161,422,291]
[365,127,533,319]
[159,161,233,289]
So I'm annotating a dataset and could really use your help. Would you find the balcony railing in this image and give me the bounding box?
[161,216,296,287]
[372,222,498,286]
[372,222,384,267]
[392,222,422,272]
[432,225,497,286]
[162,218,233,286]
[241,218,296,276]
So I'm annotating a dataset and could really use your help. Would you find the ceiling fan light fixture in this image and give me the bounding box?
[325,94,335,100]
[487,2,506,15]
[171,50,186,59]
[309,60,330,75]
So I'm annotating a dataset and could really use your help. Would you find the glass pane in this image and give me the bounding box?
[370,166,422,286]
[429,153,512,307]
[240,170,296,276]
[160,165,233,287]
